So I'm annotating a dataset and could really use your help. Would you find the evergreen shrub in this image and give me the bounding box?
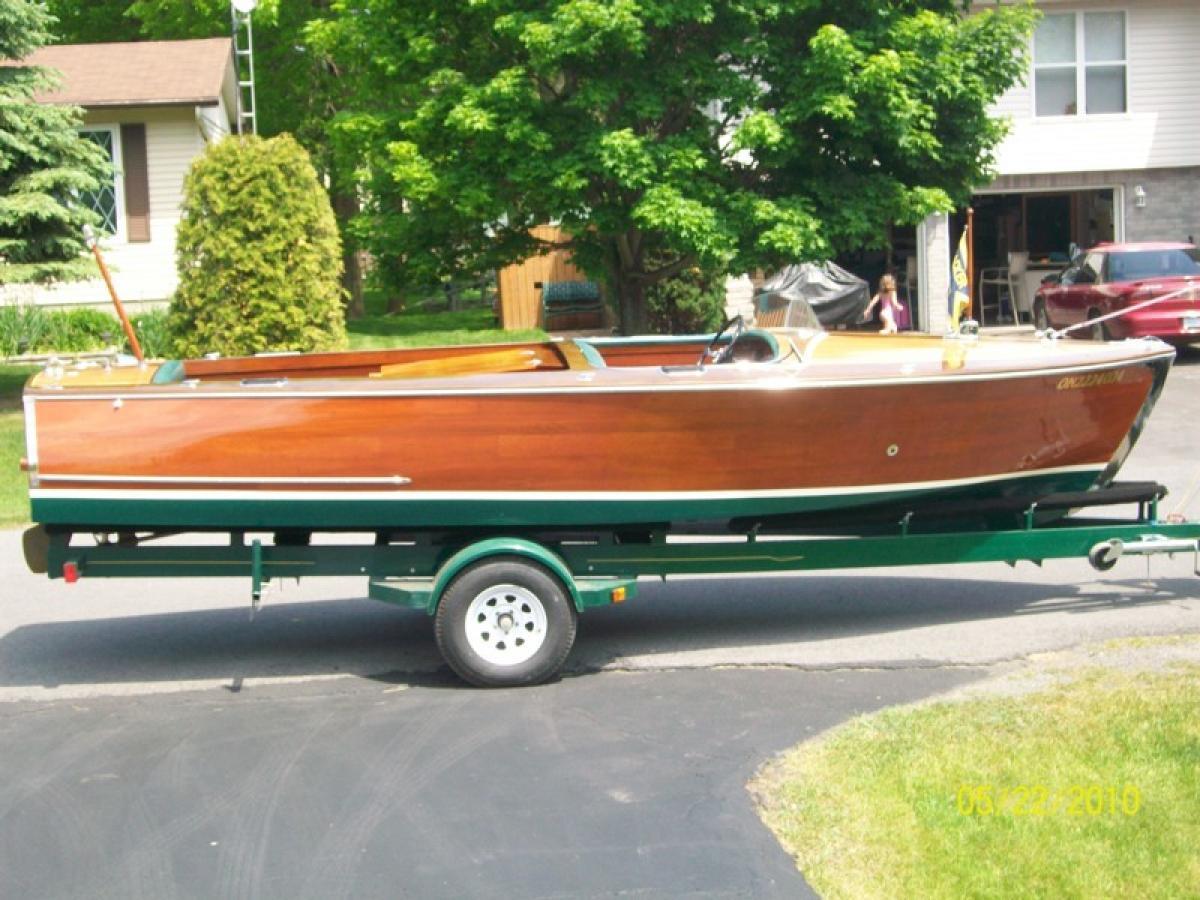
[0,0,108,285]
[644,268,727,335]
[168,134,347,357]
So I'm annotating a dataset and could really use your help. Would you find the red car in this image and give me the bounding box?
[1033,242,1200,343]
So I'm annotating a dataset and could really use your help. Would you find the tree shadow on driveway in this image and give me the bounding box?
[1,567,1196,696]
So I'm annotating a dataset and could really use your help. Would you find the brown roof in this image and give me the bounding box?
[23,38,233,107]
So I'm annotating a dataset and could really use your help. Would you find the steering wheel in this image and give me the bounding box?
[698,315,746,367]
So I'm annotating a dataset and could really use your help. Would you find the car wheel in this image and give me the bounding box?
[1086,309,1111,342]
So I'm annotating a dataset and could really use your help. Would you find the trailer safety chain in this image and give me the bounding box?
[1168,467,1200,523]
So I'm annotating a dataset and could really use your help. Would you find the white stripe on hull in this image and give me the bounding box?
[28,464,1105,503]
[36,474,412,486]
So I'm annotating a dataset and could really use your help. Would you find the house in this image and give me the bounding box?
[912,0,1200,332]
[7,39,238,311]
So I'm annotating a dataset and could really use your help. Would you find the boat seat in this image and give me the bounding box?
[721,329,780,363]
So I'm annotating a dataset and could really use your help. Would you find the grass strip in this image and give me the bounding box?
[347,307,545,349]
[0,366,36,527]
[0,411,31,527]
[755,664,1200,899]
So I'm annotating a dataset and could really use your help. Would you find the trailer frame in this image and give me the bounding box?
[22,483,1200,686]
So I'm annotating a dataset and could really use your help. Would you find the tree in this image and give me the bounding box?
[43,0,142,44]
[0,0,108,284]
[168,134,347,357]
[315,1,1037,333]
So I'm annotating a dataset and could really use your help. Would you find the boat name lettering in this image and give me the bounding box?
[1056,371,1124,391]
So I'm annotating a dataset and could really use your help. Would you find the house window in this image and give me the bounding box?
[1034,12,1127,117]
[79,128,121,235]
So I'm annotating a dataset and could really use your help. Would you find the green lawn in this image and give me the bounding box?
[347,306,544,349]
[0,366,36,527]
[755,661,1200,899]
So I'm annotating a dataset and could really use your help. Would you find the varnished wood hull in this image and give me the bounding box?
[23,331,1174,531]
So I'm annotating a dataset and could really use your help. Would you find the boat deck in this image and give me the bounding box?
[26,328,1177,395]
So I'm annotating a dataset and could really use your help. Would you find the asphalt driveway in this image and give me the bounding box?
[0,666,981,900]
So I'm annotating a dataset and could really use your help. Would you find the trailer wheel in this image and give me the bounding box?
[1088,540,1121,572]
[435,557,577,687]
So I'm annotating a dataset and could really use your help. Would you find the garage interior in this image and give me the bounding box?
[954,188,1117,325]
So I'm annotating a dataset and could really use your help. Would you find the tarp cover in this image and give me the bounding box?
[755,261,870,328]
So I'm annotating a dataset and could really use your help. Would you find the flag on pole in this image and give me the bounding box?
[948,229,971,329]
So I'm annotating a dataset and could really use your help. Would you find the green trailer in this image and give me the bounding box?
[21,481,1200,686]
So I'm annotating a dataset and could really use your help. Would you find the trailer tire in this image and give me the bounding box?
[1088,540,1121,572]
[435,557,577,687]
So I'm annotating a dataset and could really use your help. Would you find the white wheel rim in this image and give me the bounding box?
[464,584,548,667]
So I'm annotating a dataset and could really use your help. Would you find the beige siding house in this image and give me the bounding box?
[8,39,237,311]
[916,0,1200,332]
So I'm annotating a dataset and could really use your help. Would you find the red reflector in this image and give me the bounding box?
[62,562,80,583]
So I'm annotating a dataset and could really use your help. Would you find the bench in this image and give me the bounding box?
[541,280,605,331]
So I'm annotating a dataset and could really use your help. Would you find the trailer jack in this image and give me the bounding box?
[1088,535,1200,574]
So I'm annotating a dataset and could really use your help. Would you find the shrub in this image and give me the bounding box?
[0,303,119,356]
[168,134,347,357]
[40,307,119,352]
[129,308,172,359]
[0,303,47,356]
[644,267,727,334]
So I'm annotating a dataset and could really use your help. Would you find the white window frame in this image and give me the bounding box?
[1032,10,1129,119]
[78,125,126,243]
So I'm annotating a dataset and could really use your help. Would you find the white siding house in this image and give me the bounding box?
[6,39,237,312]
[916,0,1200,332]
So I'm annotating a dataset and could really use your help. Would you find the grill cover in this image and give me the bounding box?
[755,262,870,328]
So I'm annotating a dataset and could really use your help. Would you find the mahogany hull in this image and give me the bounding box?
[22,331,1174,530]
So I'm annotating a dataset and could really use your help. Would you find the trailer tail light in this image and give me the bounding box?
[62,562,80,583]
[611,586,627,604]
[19,457,29,472]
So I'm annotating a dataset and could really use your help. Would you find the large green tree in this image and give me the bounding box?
[0,0,107,284]
[315,0,1036,332]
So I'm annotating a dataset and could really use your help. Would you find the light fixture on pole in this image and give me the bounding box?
[230,0,259,136]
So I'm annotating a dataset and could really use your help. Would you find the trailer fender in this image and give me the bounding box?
[429,538,582,615]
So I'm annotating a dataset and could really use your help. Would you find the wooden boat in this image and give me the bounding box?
[21,325,1174,533]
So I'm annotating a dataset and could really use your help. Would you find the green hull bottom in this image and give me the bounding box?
[32,471,1102,532]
